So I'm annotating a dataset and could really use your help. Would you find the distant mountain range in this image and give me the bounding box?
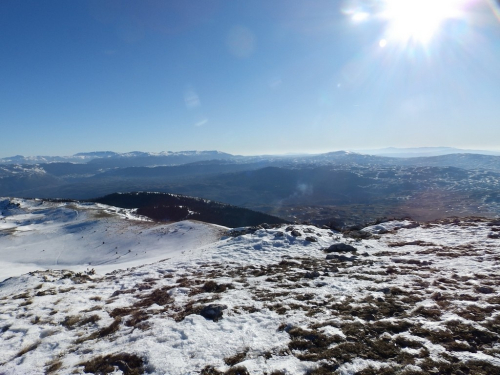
[2,147,499,165]
[0,150,234,166]
[353,147,500,158]
[1,149,500,227]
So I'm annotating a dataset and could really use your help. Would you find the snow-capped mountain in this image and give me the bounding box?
[0,151,235,166]
[0,198,499,374]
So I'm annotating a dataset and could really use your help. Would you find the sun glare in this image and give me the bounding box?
[382,0,464,43]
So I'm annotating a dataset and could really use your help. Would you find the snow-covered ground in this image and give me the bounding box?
[0,198,224,281]
[0,199,499,374]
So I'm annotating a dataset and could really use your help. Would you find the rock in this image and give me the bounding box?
[379,332,392,341]
[199,304,228,322]
[403,222,420,229]
[285,226,294,232]
[291,230,302,237]
[261,223,270,229]
[305,236,317,242]
[274,231,284,237]
[476,286,495,294]
[304,270,320,279]
[326,254,357,262]
[343,230,372,239]
[325,243,357,253]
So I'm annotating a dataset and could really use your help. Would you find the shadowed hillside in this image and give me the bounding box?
[92,192,289,228]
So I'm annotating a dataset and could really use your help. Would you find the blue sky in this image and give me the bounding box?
[1,0,500,157]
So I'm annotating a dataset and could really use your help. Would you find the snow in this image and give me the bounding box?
[0,198,224,281]
[0,199,499,374]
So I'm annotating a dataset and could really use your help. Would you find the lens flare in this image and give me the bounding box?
[381,0,465,43]
[487,0,500,21]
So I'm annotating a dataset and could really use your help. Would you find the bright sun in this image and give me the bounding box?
[382,0,464,43]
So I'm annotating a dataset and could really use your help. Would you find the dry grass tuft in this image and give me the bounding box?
[80,352,144,375]
[224,349,248,366]
[75,318,121,344]
[15,340,41,358]
[45,358,62,374]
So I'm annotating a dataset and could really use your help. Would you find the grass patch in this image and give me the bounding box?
[45,359,62,374]
[75,318,121,344]
[61,315,81,329]
[80,352,144,375]
[15,340,41,358]
[224,348,248,366]
[200,365,250,375]
[134,286,173,308]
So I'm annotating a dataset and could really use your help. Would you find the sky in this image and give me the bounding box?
[1,0,500,157]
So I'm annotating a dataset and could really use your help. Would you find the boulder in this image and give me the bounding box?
[343,230,372,240]
[199,304,228,322]
[305,236,317,242]
[476,286,495,294]
[291,230,302,237]
[325,243,357,253]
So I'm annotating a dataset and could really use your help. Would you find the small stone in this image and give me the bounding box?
[379,332,392,341]
[476,286,495,294]
[378,287,391,294]
[199,304,227,322]
[304,270,321,279]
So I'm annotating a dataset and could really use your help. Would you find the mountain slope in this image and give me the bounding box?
[0,198,225,281]
[0,216,498,374]
[91,192,289,227]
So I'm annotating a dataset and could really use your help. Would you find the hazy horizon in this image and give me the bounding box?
[3,145,500,159]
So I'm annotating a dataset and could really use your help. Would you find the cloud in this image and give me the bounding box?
[184,87,200,109]
[195,118,208,127]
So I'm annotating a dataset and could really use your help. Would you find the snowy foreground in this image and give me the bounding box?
[0,199,499,374]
